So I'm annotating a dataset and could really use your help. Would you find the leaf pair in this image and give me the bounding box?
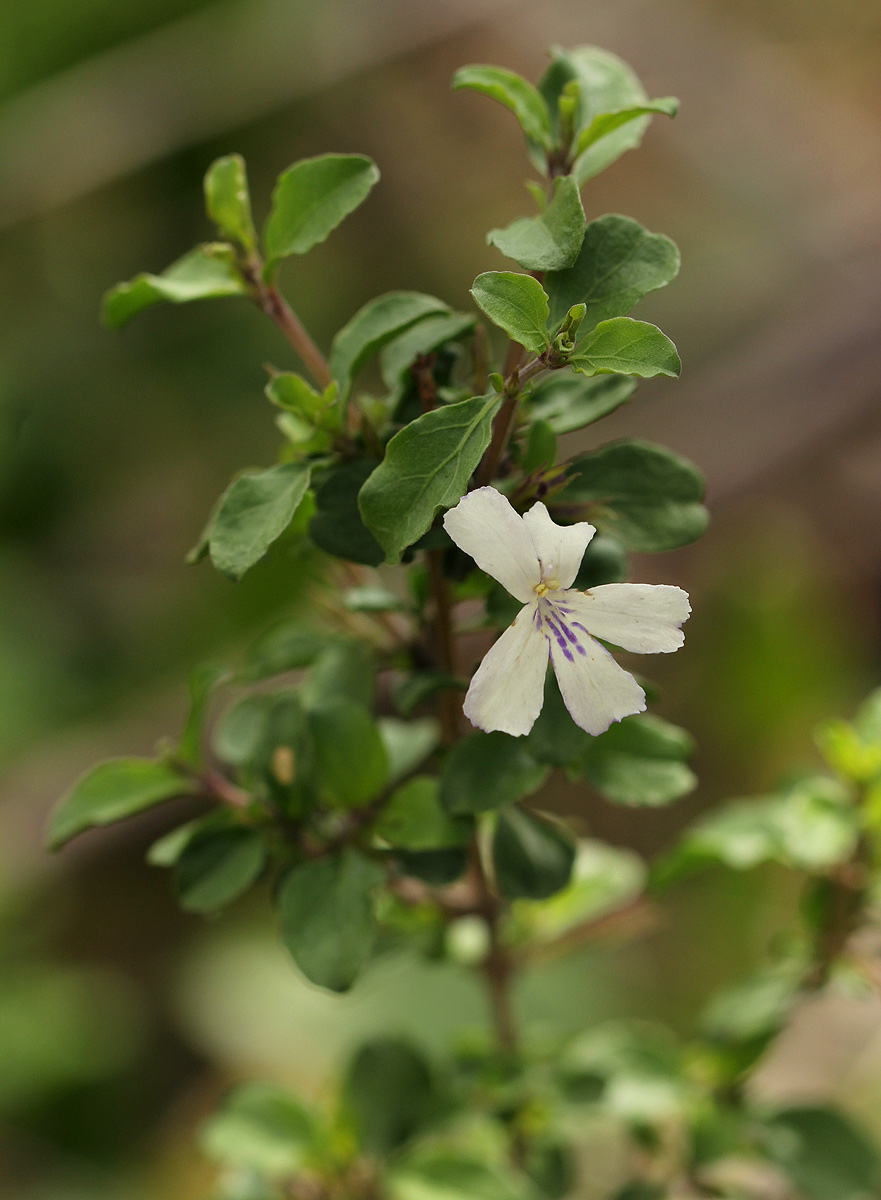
[103,152,380,328]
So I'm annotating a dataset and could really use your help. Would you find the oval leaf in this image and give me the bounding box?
[530,374,637,434]
[545,215,680,329]
[102,244,247,329]
[554,439,707,552]
[330,292,451,402]
[175,827,268,913]
[488,176,586,272]
[568,318,680,378]
[207,462,310,580]
[440,731,547,814]
[277,849,384,992]
[310,699,389,808]
[470,272,550,354]
[204,154,257,251]
[452,64,551,147]
[49,757,189,849]
[358,393,501,564]
[493,806,576,899]
[263,153,379,263]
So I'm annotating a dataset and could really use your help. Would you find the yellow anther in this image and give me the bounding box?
[534,579,559,598]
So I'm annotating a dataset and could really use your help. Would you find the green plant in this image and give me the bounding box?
[47,44,881,1200]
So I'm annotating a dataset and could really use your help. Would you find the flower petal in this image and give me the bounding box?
[522,501,595,589]
[549,632,646,736]
[563,584,690,653]
[443,487,540,602]
[463,602,549,736]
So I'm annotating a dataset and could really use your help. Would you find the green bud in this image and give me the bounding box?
[489,372,505,393]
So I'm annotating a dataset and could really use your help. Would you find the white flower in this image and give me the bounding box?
[442,486,690,738]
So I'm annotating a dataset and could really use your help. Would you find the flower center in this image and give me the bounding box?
[534,578,559,598]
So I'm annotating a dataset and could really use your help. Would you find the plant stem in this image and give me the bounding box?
[240,255,332,391]
[426,549,459,746]
[475,356,547,488]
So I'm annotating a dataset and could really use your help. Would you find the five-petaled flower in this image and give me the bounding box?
[443,487,690,738]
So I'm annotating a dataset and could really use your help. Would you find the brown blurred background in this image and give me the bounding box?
[1,1,881,1196]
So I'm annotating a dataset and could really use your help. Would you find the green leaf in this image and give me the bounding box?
[440,731,547,815]
[48,758,189,849]
[302,641,375,711]
[554,439,708,552]
[391,1152,531,1200]
[568,318,680,378]
[493,807,575,899]
[277,849,384,991]
[470,272,550,354]
[530,374,636,434]
[330,292,451,403]
[376,776,470,850]
[358,393,502,564]
[241,623,330,682]
[701,958,808,1046]
[311,700,389,808]
[102,243,247,329]
[546,47,656,184]
[345,1039,435,1155]
[760,1107,880,1200]
[521,418,556,473]
[212,694,275,766]
[452,64,552,148]
[394,673,466,718]
[572,535,629,589]
[200,1082,314,1177]
[207,462,310,581]
[574,98,678,156]
[545,215,680,330]
[310,460,385,566]
[263,154,379,264]
[204,154,258,251]
[815,717,881,784]
[378,718,441,783]
[380,312,477,394]
[510,839,646,944]
[581,715,696,807]
[396,847,468,885]
[488,176,585,272]
[175,827,268,913]
[527,673,592,768]
[178,662,227,767]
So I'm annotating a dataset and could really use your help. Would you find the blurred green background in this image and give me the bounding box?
[2,0,881,1196]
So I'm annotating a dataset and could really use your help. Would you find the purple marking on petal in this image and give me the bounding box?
[572,622,590,635]
[533,606,542,629]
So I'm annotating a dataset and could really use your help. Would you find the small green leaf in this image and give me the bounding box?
[376,776,470,850]
[440,731,547,814]
[302,641,375,711]
[378,718,441,783]
[452,64,552,147]
[574,98,678,156]
[241,623,330,682]
[206,462,310,581]
[545,215,680,329]
[204,154,258,251]
[493,807,575,899]
[554,439,708,552]
[200,1083,315,1177]
[102,243,247,329]
[263,154,379,264]
[178,662,227,767]
[546,47,656,184]
[212,694,275,766]
[175,827,268,913]
[470,272,550,354]
[527,673,592,768]
[277,849,384,991]
[581,715,696,807]
[330,292,451,403]
[392,1152,531,1200]
[266,373,340,432]
[311,700,389,808]
[358,393,501,564]
[701,958,808,1046]
[530,374,636,434]
[760,1107,880,1200]
[521,419,557,473]
[345,1039,436,1155]
[309,460,385,567]
[568,318,680,378]
[488,176,586,272]
[48,758,190,849]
